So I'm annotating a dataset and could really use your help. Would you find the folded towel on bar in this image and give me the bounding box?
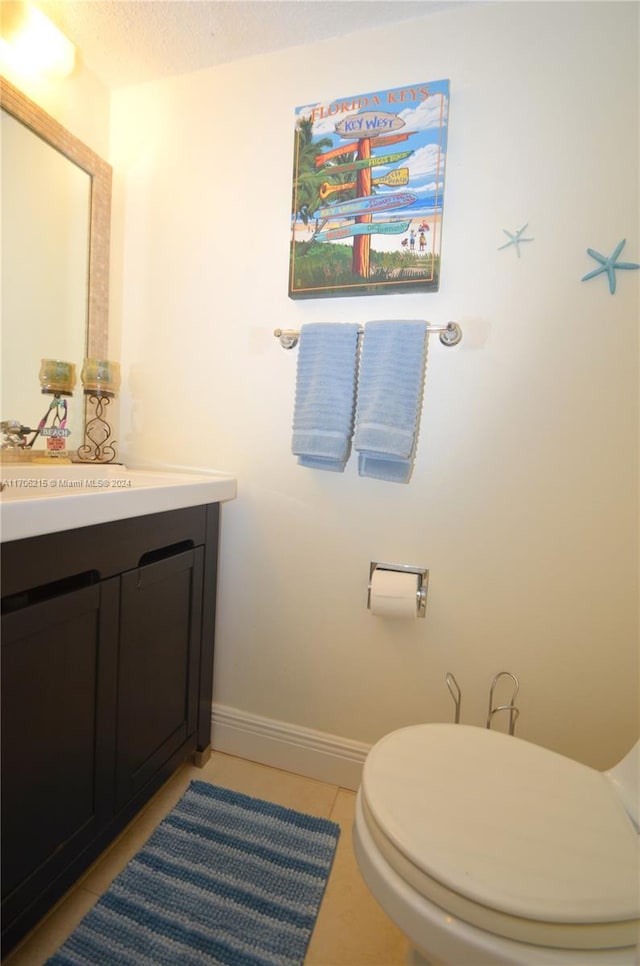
[291,322,361,472]
[354,320,428,483]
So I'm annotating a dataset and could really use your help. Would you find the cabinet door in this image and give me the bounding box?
[1,578,118,913]
[115,547,203,809]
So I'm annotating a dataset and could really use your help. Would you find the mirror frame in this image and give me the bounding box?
[0,74,112,359]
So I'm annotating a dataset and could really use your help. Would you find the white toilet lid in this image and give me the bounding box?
[361,724,639,950]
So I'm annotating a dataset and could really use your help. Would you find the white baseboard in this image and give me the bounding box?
[211,703,371,791]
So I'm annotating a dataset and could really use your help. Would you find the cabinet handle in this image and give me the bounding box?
[137,540,194,568]
[2,570,99,615]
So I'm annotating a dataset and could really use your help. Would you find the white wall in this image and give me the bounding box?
[110,1,639,771]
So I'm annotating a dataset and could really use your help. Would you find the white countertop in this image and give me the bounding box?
[0,463,237,542]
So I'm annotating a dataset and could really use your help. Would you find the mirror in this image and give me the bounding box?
[0,75,112,455]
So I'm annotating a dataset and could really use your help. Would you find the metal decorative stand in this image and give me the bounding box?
[486,671,520,736]
[77,391,117,463]
[445,672,462,723]
[445,670,520,735]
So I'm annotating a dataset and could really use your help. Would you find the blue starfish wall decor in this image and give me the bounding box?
[498,224,534,258]
[581,239,640,295]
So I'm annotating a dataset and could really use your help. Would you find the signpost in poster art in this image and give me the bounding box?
[289,80,450,300]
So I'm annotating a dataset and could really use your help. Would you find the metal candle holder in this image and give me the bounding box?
[77,359,120,463]
[77,389,117,463]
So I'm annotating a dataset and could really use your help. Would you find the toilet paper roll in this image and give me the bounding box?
[369,569,419,619]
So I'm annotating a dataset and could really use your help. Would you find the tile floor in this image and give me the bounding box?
[5,752,410,966]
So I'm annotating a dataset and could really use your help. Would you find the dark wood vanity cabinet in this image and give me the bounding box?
[0,503,220,955]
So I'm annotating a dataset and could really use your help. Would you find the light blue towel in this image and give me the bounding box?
[292,322,360,472]
[354,320,428,483]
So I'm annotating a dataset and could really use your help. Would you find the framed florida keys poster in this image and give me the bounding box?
[289,79,450,300]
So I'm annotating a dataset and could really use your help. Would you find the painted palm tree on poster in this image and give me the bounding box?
[289,80,450,299]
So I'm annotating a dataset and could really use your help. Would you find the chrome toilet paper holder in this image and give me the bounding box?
[368,561,429,619]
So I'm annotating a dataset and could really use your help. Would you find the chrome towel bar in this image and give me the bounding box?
[273,321,462,350]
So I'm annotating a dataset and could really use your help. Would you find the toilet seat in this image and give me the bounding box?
[361,724,639,950]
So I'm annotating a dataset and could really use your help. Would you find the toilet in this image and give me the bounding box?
[353,724,639,965]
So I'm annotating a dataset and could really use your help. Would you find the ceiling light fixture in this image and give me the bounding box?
[0,2,76,80]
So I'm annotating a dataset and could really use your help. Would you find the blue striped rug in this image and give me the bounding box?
[47,781,340,966]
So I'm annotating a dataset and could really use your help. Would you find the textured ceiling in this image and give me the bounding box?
[35,1,461,89]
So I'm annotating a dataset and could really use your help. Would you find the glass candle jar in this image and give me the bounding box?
[80,358,121,395]
[39,359,76,395]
